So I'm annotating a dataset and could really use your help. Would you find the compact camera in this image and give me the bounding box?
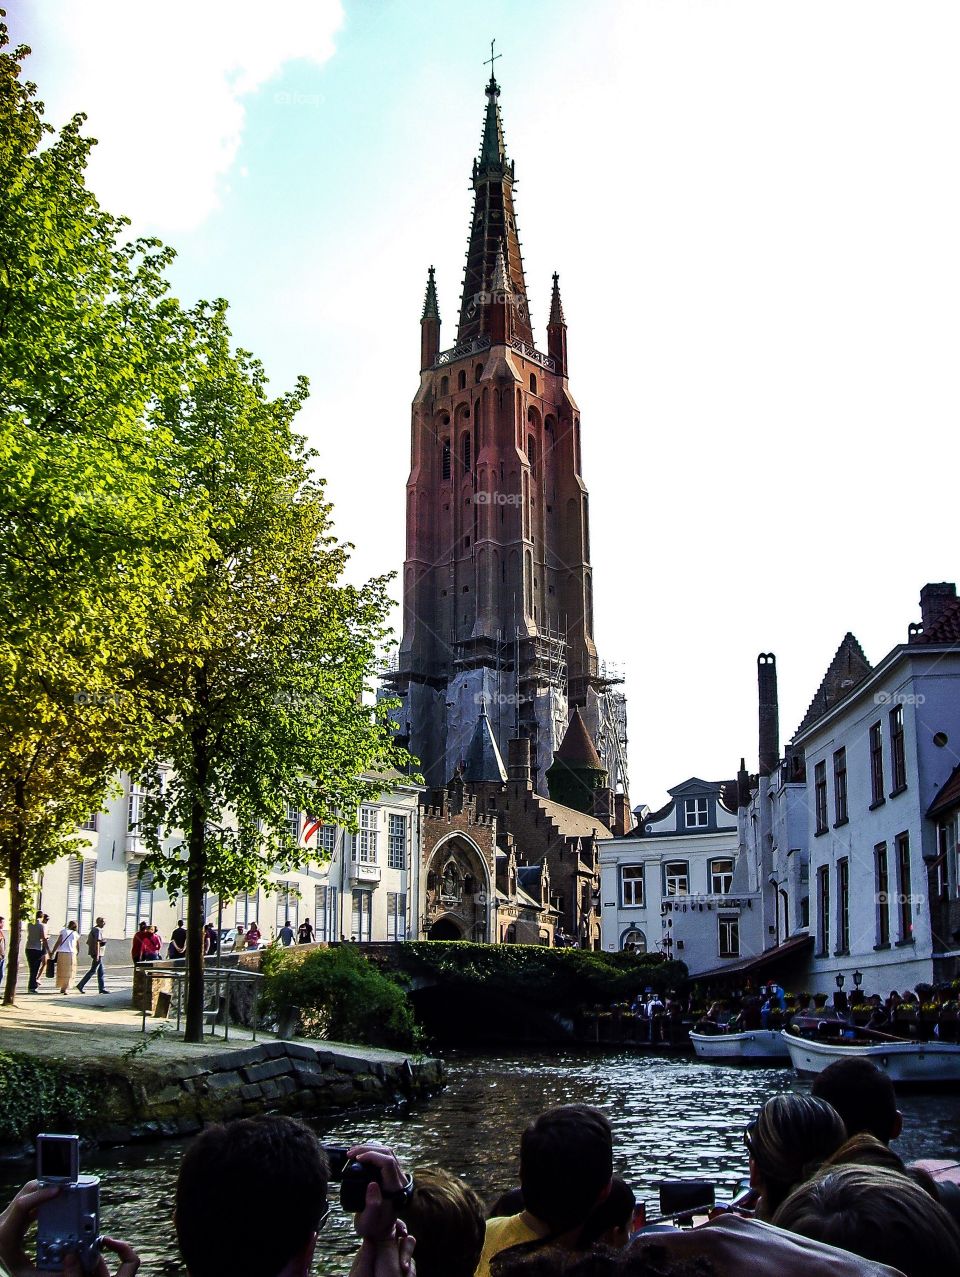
[320,1144,413,1214]
[35,1134,101,1274]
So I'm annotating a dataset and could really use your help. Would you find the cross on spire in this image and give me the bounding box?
[484,38,501,85]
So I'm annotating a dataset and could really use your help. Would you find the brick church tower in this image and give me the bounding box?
[389,67,628,798]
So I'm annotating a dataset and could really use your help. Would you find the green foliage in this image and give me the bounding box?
[0,1050,98,1141]
[262,945,422,1052]
[394,942,688,1009]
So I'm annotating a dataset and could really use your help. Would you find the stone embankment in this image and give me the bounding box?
[86,1040,443,1144]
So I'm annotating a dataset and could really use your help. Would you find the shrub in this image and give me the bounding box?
[261,945,421,1051]
[0,1051,99,1142]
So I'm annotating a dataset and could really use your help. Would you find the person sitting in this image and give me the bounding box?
[476,1105,614,1277]
[810,1057,902,1145]
[772,1163,960,1277]
[396,1166,485,1277]
[743,1094,847,1220]
[175,1115,414,1277]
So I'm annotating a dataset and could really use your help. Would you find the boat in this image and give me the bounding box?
[783,1025,960,1083]
[689,1028,791,1062]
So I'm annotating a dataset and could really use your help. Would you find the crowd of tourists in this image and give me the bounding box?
[2,1056,958,1276]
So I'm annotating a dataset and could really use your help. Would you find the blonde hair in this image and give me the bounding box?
[399,1166,485,1277]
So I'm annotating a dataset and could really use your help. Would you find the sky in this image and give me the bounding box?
[12,0,960,809]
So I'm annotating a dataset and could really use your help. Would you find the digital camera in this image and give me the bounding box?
[35,1134,100,1274]
[321,1144,383,1213]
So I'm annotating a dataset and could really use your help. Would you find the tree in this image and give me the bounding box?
[0,24,200,1003]
[137,299,410,1041]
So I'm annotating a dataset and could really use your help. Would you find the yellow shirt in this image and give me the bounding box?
[475,1212,551,1277]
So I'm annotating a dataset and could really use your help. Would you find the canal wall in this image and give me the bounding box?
[0,1038,443,1153]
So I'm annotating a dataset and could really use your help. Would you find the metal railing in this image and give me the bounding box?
[139,962,263,1039]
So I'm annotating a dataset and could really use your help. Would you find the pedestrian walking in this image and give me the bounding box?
[0,915,6,989]
[297,919,314,944]
[50,920,79,995]
[25,910,49,992]
[76,917,107,994]
[203,922,219,958]
[278,918,295,947]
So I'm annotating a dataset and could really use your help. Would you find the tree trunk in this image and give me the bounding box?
[2,781,28,1006]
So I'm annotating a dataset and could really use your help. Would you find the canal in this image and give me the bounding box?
[5,1049,960,1275]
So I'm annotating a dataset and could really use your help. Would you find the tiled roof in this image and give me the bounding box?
[552,707,603,769]
[911,596,960,646]
[928,764,960,818]
[536,796,613,839]
[462,705,507,784]
[795,633,873,736]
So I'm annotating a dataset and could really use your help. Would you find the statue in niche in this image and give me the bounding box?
[442,861,462,901]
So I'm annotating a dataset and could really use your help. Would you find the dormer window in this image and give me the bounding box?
[684,797,708,828]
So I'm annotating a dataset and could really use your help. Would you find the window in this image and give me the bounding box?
[875,843,890,946]
[314,885,328,942]
[719,916,740,958]
[439,376,449,396]
[816,865,830,955]
[890,705,907,792]
[457,370,466,390]
[274,880,299,932]
[462,432,471,472]
[387,892,407,941]
[388,815,407,870]
[709,859,734,895]
[233,891,258,928]
[833,748,848,824]
[814,761,828,834]
[529,373,537,393]
[351,890,372,942]
[356,807,378,863]
[125,865,155,935]
[895,832,912,942]
[684,797,708,829]
[836,858,850,953]
[870,722,884,806]
[67,859,96,935]
[621,928,647,953]
[320,824,336,855]
[441,438,451,480]
[79,813,98,833]
[664,861,689,896]
[620,865,644,907]
[799,895,810,928]
[937,814,959,899]
[285,803,301,844]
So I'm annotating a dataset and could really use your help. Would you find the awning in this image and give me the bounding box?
[694,933,813,982]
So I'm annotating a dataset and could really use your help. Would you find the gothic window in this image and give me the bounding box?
[462,432,471,471]
[475,364,483,383]
[441,438,451,480]
[527,434,536,468]
[529,373,537,393]
[440,376,449,396]
[458,370,467,390]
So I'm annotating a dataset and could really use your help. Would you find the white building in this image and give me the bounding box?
[3,768,424,961]
[600,777,751,971]
[794,583,960,994]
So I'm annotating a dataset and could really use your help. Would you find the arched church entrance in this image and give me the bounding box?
[429,917,462,941]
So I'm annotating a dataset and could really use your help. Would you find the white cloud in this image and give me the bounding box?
[20,0,343,232]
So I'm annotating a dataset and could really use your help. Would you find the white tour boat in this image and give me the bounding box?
[783,1030,960,1083]
[689,1028,791,1062]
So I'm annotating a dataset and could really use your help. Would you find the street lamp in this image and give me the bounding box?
[835,972,845,990]
[852,969,863,989]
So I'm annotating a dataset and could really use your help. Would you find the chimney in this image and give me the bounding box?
[508,737,531,786]
[614,793,630,837]
[592,786,615,831]
[920,582,956,633]
[758,653,779,779]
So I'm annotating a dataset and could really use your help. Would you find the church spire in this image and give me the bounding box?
[420,265,441,370]
[458,66,534,346]
[547,271,568,375]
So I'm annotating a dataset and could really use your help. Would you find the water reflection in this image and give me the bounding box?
[3,1050,959,1276]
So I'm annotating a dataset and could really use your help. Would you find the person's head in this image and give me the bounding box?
[820,1133,906,1175]
[772,1164,960,1277]
[42,913,49,924]
[95,917,105,928]
[35,909,43,921]
[576,1178,636,1251]
[492,1242,712,1277]
[285,918,291,926]
[744,1094,847,1219]
[519,1105,614,1233]
[67,920,77,931]
[178,919,184,928]
[811,1057,902,1144]
[397,1166,485,1277]
[138,921,148,932]
[175,1115,328,1277]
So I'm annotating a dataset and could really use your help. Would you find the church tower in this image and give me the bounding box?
[390,66,627,797]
